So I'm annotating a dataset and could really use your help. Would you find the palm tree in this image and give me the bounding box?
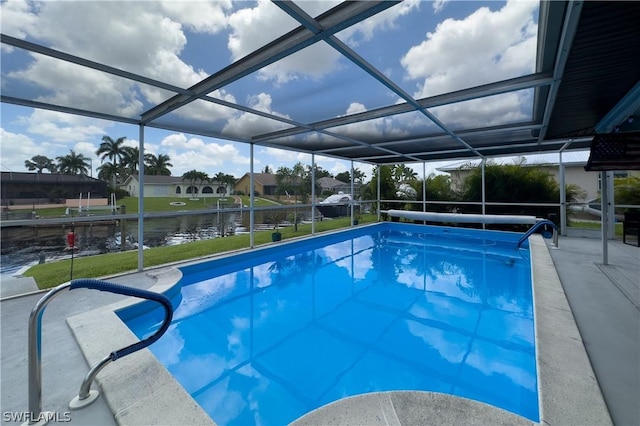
[275,166,295,199]
[145,153,173,176]
[213,172,236,195]
[364,165,396,212]
[56,150,90,175]
[335,171,351,183]
[275,163,309,200]
[97,162,121,183]
[276,162,309,230]
[120,146,140,177]
[182,169,209,198]
[392,164,418,183]
[96,136,127,188]
[310,165,331,179]
[336,168,365,184]
[24,155,57,173]
[353,168,366,184]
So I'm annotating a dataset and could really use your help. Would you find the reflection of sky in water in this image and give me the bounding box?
[123,226,538,425]
[320,235,374,280]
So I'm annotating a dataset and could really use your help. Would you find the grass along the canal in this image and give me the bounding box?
[24,215,377,289]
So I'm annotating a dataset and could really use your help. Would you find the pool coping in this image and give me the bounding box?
[67,229,612,425]
[528,235,611,425]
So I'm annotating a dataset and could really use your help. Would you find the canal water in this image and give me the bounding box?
[0,209,312,280]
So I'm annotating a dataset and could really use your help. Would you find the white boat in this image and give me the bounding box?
[317,192,355,218]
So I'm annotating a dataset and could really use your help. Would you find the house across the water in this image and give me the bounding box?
[1,171,108,207]
[121,174,231,198]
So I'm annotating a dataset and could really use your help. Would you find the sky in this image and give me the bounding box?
[0,0,545,182]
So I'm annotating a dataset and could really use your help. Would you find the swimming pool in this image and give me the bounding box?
[120,222,538,425]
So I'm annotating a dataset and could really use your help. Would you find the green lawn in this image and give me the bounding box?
[32,206,69,217]
[109,195,282,213]
[24,214,377,289]
[568,220,623,236]
[32,195,279,217]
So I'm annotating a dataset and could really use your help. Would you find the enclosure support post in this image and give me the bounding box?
[607,171,615,239]
[559,149,567,236]
[249,144,255,248]
[377,166,381,222]
[481,158,486,229]
[601,171,609,265]
[119,205,126,252]
[350,161,355,225]
[137,125,145,272]
[422,162,426,213]
[311,154,316,235]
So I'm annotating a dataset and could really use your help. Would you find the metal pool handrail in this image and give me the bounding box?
[26,279,173,425]
[517,220,558,248]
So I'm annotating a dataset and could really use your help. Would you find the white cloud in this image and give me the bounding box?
[227,0,340,84]
[0,106,147,173]
[159,133,250,176]
[172,95,239,124]
[339,0,421,46]
[18,110,109,143]
[432,0,449,14]
[261,44,344,85]
[0,0,38,46]
[159,0,231,34]
[73,142,99,159]
[222,93,292,137]
[227,0,421,84]
[9,56,144,117]
[0,126,99,174]
[401,0,538,98]
[160,133,200,149]
[327,102,412,141]
[261,147,310,164]
[431,90,532,128]
[24,2,197,83]
[0,128,41,171]
[2,1,223,119]
[227,0,297,61]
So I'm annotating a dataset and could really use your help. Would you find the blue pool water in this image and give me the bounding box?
[121,223,538,424]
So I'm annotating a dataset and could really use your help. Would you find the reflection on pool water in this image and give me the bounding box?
[121,223,538,425]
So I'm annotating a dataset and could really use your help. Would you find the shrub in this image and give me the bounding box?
[113,188,129,200]
[459,161,561,218]
[615,176,640,210]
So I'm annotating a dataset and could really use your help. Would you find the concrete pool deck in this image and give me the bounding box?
[1,234,638,425]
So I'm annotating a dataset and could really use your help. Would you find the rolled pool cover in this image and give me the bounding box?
[386,209,538,224]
